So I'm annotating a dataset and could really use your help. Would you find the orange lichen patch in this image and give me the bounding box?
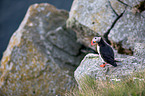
[0,70,9,87]
[1,32,22,68]
[9,39,47,81]
[8,32,21,50]
[1,56,10,69]
[0,33,22,88]
[0,68,3,72]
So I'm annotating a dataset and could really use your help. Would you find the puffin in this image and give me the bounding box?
[91,37,117,67]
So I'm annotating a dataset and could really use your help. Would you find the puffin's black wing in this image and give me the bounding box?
[100,44,117,67]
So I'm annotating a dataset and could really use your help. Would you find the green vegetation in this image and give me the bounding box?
[65,71,145,96]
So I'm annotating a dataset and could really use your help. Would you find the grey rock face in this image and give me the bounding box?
[75,53,145,85]
[69,0,145,86]
[67,0,145,55]
[134,43,145,58]
[0,3,84,96]
[67,0,125,47]
[109,5,145,53]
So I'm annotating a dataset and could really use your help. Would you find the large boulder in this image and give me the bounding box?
[74,53,145,85]
[67,0,145,55]
[0,3,84,96]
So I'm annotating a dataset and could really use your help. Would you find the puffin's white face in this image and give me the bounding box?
[91,37,101,45]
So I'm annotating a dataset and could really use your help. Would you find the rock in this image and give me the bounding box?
[67,0,145,55]
[134,43,145,58]
[67,0,125,47]
[0,3,84,96]
[74,53,145,85]
[109,3,145,54]
[67,0,145,87]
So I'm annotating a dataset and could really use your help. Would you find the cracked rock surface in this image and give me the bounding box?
[75,53,145,85]
[67,0,125,48]
[67,0,145,55]
[68,0,145,85]
[109,2,145,55]
[0,3,84,96]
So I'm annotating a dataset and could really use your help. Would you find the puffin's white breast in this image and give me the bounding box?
[97,45,104,62]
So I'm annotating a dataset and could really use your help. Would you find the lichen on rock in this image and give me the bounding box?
[69,0,145,87]
[0,3,84,96]
[67,0,145,55]
[74,53,145,86]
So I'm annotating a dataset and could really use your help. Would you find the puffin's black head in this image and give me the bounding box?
[91,37,101,45]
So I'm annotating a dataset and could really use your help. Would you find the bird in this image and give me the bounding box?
[91,36,117,67]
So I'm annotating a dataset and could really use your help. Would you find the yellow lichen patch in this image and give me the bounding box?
[91,26,98,32]
[89,0,94,3]
[73,10,77,15]
[0,28,22,78]
[1,56,10,70]
[9,35,18,49]
[0,3,75,95]
[79,5,84,9]
[29,3,60,18]
[0,70,9,87]
[92,13,101,25]
[110,0,126,14]
[8,31,22,52]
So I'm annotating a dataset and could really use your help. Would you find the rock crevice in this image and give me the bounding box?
[67,0,145,87]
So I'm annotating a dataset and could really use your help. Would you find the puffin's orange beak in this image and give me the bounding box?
[91,40,96,46]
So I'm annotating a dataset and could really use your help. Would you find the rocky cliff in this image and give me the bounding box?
[0,0,145,95]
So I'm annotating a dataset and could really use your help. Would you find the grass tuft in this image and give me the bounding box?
[65,71,145,96]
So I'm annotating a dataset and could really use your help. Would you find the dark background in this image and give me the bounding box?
[0,0,73,60]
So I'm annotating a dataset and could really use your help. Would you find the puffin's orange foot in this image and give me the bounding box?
[100,64,106,67]
[100,63,107,67]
